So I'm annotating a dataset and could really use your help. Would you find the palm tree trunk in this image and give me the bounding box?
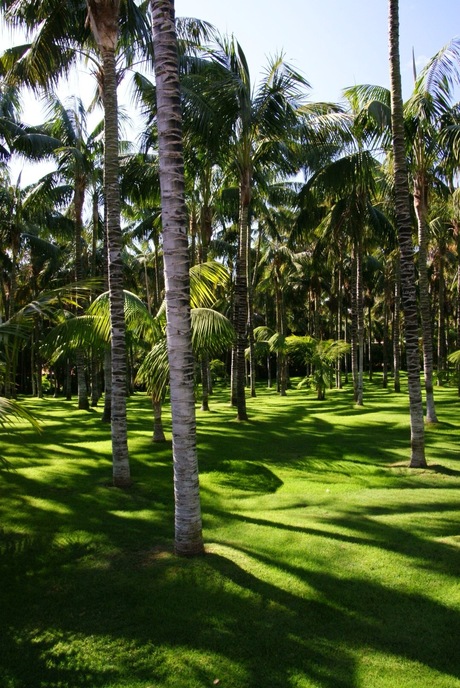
[356,241,364,405]
[101,346,112,422]
[200,356,210,411]
[74,178,90,411]
[232,173,250,419]
[393,259,401,392]
[151,0,204,556]
[350,251,359,401]
[437,236,447,383]
[389,0,426,467]
[86,1,131,486]
[152,395,166,442]
[336,258,343,389]
[413,178,438,421]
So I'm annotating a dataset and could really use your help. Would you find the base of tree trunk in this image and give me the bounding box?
[409,459,428,468]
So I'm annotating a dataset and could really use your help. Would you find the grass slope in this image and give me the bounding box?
[1,378,459,688]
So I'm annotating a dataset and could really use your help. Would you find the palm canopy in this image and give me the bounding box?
[0,0,152,104]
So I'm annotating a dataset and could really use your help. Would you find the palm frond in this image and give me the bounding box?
[0,396,41,432]
[190,308,234,356]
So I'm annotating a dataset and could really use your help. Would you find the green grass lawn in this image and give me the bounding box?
[1,378,459,688]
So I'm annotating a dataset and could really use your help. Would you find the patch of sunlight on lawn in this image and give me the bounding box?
[356,649,460,688]
[109,509,163,522]
[23,497,72,514]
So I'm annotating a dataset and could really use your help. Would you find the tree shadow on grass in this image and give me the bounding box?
[201,460,283,493]
[207,547,460,684]
[3,530,458,688]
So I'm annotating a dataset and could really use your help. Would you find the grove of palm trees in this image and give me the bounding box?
[1,2,460,686]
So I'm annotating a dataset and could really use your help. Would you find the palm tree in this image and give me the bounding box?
[388,0,426,467]
[1,0,152,486]
[191,38,311,419]
[40,95,105,410]
[150,0,204,557]
[84,0,132,486]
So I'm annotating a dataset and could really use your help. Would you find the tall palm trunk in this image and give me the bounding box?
[355,239,364,405]
[151,0,204,556]
[436,235,447,382]
[350,252,358,399]
[388,0,426,467]
[74,177,90,410]
[393,259,401,392]
[413,174,438,421]
[336,255,344,389]
[86,0,130,486]
[233,172,250,420]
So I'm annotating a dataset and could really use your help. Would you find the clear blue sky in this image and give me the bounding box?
[3,0,459,184]
[174,0,459,101]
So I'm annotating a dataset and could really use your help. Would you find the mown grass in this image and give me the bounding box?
[1,377,459,688]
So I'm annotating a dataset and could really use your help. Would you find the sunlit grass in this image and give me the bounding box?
[1,376,459,687]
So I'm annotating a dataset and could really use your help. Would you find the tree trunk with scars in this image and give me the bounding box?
[151,0,204,556]
[86,0,130,486]
[388,0,426,467]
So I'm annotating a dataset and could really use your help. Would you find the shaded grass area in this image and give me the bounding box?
[1,378,459,687]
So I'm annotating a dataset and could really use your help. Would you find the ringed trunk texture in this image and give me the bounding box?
[151,0,204,556]
[86,0,131,486]
[388,0,426,467]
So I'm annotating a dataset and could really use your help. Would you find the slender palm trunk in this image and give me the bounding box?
[437,236,447,382]
[350,250,359,401]
[275,274,287,396]
[152,395,166,442]
[86,0,131,486]
[392,260,401,392]
[151,0,204,556]
[336,257,343,389]
[356,240,364,405]
[389,0,426,467]
[74,178,90,410]
[103,46,131,486]
[413,176,438,421]
[233,173,250,419]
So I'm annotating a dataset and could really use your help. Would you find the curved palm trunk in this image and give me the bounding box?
[389,0,426,467]
[413,177,438,421]
[87,0,130,486]
[151,0,204,556]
